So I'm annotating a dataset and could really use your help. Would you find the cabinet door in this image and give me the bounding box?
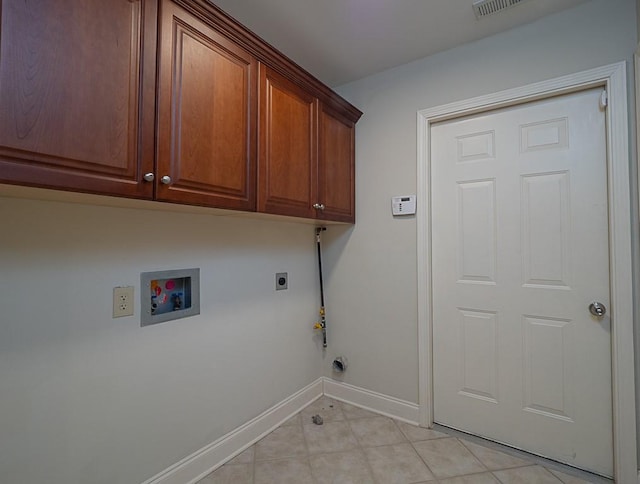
[156,0,257,210]
[0,0,157,198]
[318,104,356,223]
[258,65,317,218]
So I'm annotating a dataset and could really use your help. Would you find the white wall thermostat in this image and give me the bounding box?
[391,195,416,216]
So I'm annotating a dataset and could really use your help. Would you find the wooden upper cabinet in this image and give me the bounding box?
[259,65,357,222]
[0,0,157,198]
[258,65,318,219]
[156,0,257,210]
[0,0,361,220]
[318,104,356,223]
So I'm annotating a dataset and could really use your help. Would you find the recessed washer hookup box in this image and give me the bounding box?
[140,268,200,326]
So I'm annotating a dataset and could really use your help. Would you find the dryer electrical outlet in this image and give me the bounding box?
[276,272,288,290]
[113,286,134,318]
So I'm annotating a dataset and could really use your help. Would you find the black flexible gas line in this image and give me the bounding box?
[315,227,327,348]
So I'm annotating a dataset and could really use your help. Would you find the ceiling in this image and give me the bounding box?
[209,0,591,87]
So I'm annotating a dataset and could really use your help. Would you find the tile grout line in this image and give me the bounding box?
[455,437,491,474]
[409,435,542,482]
[338,399,381,483]
[487,460,579,483]
[435,424,606,483]
[457,437,494,474]
[251,442,256,484]
[408,436,456,481]
[490,465,565,484]
[395,420,444,482]
[349,411,383,484]
[456,437,566,483]
[297,410,316,484]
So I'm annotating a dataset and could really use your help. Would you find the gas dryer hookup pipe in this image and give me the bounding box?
[315,227,327,348]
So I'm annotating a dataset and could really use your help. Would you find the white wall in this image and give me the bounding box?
[0,196,322,484]
[329,0,637,413]
[1,2,638,482]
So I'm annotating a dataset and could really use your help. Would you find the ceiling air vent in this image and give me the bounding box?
[473,0,527,19]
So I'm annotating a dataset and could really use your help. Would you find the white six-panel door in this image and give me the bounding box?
[431,88,612,476]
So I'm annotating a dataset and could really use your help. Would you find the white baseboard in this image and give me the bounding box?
[141,377,421,484]
[322,377,420,425]
[141,378,323,484]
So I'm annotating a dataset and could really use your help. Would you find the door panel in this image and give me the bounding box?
[522,316,574,421]
[318,105,356,222]
[258,65,317,218]
[521,172,571,288]
[0,0,156,197]
[457,180,496,284]
[156,0,257,210]
[458,308,499,403]
[432,88,612,476]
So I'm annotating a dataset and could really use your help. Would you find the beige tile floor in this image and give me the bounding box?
[197,397,610,484]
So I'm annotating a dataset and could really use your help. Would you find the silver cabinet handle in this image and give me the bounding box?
[143,173,155,182]
[313,203,325,210]
[589,301,606,317]
[160,175,172,185]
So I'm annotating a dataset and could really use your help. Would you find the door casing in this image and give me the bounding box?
[416,62,637,482]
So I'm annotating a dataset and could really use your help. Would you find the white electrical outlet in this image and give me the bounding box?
[113,286,134,318]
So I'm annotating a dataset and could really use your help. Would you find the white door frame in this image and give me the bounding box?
[416,62,637,482]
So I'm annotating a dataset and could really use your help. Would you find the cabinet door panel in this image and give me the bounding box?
[259,65,317,218]
[0,0,156,197]
[156,1,257,210]
[318,105,355,222]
